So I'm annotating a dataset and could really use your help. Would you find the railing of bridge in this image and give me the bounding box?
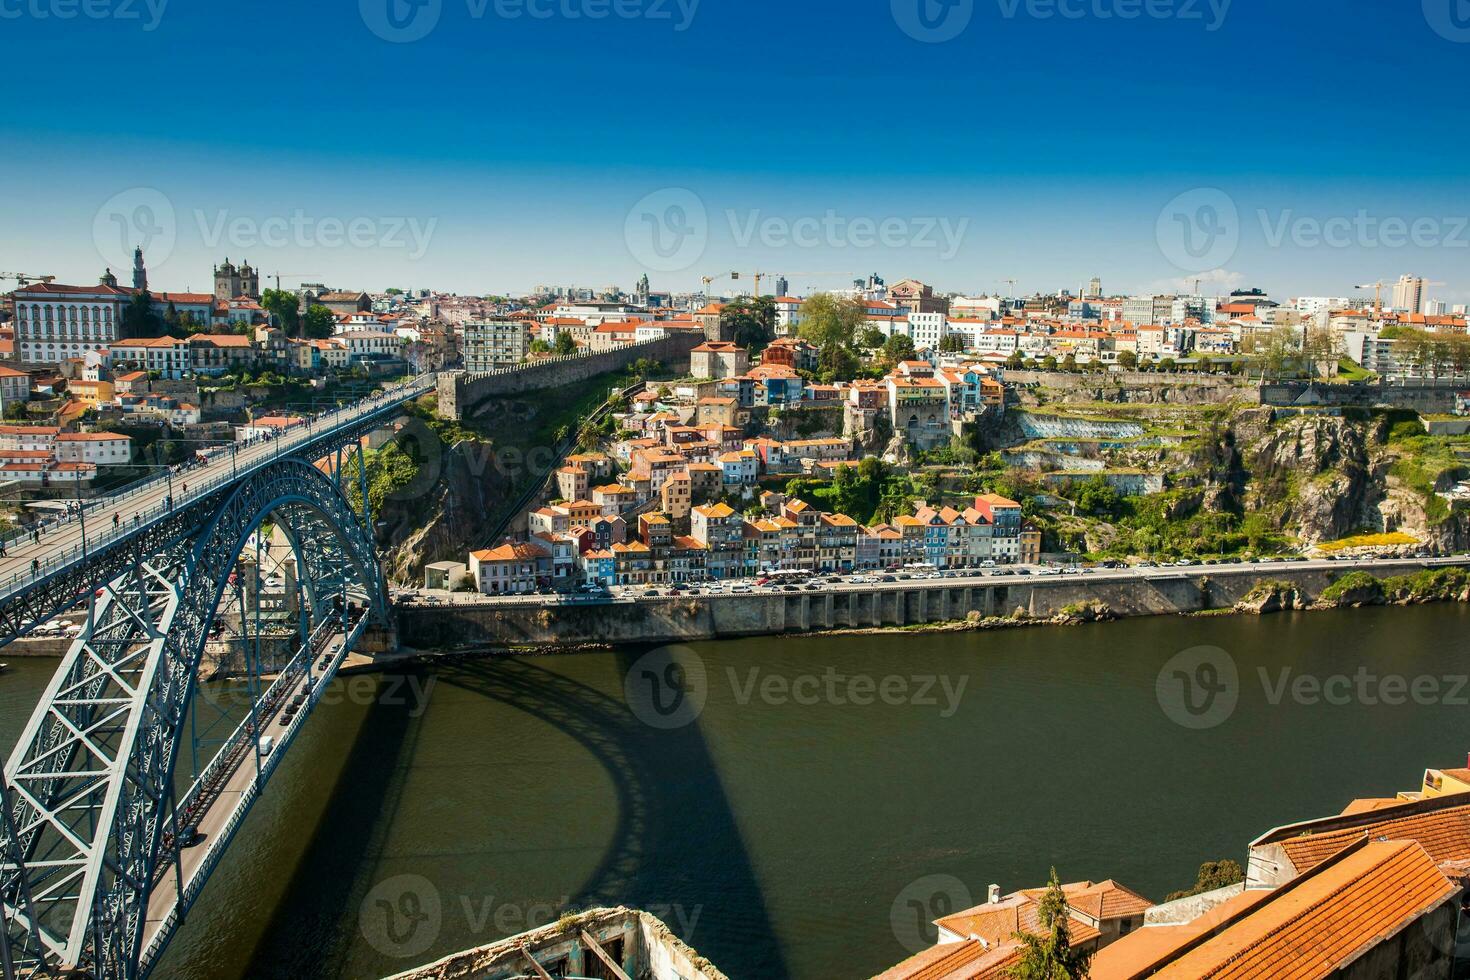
[0,374,438,602]
[166,615,340,832]
[137,611,369,976]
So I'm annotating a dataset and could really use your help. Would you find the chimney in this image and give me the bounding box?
[988,884,1001,904]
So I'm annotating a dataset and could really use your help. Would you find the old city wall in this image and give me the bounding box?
[437,334,703,420]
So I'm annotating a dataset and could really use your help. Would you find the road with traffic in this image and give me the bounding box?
[0,374,434,605]
[399,554,1470,610]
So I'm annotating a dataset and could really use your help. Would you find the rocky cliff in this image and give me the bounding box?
[1170,410,1470,548]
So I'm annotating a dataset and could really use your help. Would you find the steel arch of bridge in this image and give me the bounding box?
[1,457,383,980]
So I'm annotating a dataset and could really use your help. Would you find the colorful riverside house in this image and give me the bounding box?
[973,493,1023,563]
[579,549,616,587]
[469,541,549,595]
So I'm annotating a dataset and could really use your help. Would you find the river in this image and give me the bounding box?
[4,605,1470,979]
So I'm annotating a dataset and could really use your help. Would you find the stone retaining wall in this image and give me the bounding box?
[437,334,703,420]
[395,562,1430,649]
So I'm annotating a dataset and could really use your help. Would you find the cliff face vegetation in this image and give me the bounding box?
[363,368,656,585]
[1033,406,1470,558]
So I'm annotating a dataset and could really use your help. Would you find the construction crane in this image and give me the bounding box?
[1354,279,1447,318]
[1354,281,1387,318]
[0,272,55,287]
[762,272,859,296]
[269,272,320,292]
[700,271,737,299]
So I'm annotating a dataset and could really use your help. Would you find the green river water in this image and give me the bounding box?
[4,605,1470,979]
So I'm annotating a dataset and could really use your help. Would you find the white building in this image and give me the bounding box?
[11,281,130,365]
[773,296,804,335]
[332,330,401,361]
[908,311,947,350]
[973,329,1019,356]
[0,425,58,453]
[108,337,192,379]
[949,295,1002,319]
[0,366,31,406]
[1294,296,1351,317]
[55,431,132,465]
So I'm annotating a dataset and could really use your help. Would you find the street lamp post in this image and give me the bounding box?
[73,466,87,563]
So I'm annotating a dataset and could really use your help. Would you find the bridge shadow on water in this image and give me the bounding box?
[245,651,790,980]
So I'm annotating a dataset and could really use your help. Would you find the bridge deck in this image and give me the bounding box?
[137,621,361,974]
[0,375,433,608]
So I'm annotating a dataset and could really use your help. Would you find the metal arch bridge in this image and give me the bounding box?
[0,374,437,980]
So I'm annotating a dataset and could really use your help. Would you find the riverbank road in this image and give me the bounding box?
[398,554,1470,610]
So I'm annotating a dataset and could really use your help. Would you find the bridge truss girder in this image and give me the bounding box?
[2,458,382,979]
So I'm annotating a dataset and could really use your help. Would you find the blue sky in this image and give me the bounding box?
[4,0,1469,303]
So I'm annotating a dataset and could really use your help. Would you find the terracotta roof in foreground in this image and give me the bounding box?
[1147,840,1455,980]
[1251,789,1470,875]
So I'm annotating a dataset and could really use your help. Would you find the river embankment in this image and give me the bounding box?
[395,558,1470,651]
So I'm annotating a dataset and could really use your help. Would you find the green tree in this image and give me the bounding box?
[1006,351,1025,369]
[3,402,28,421]
[1158,356,1176,372]
[798,293,865,349]
[817,343,859,383]
[553,331,578,355]
[1008,868,1092,980]
[1165,859,1244,902]
[1251,324,1300,380]
[120,290,161,339]
[857,326,887,349]
[1116,349,1137,369]
[1041,355,1058,371]
[881,332,916,368]
[163,300,184,337]
[1061,353,1077,372]
[302,304,337,340]
[1301,326,1342,379]
[721,296,777,353]
[938,333,967,353]
[1073,475,1120,517]
[261,288,301,336]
